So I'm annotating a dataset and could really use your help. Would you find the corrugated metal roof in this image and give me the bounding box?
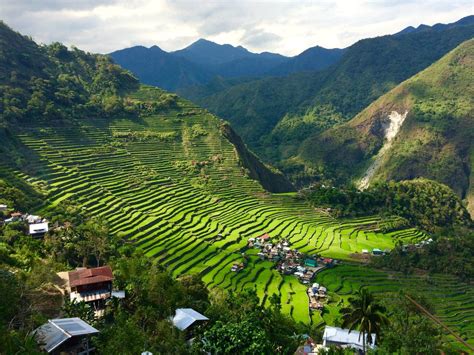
[172,308,209,330]
[34,318,99,353]
[69,265,113,287]
[323,326,376,350]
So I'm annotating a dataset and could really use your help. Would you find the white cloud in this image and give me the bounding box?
[0,0,472,55]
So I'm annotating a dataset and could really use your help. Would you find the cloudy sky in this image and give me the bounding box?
[1,0,472,56]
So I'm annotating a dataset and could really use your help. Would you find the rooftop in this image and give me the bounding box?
[34,318,99,353]
[323,326,376,350]
[172,308,209,330]
[68,265,113,288]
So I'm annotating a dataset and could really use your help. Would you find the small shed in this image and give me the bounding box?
[33,317,99,353]
[172,308,209,331]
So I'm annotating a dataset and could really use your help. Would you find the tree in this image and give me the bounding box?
[76,219,109,267]
[340,288,388,353]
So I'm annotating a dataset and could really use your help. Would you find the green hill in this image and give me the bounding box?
[183,19,474,178]
[302,39,474,214]
[0,22,432,323]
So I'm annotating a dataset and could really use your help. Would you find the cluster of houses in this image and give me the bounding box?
[307,282,328,311]
[33,264,208,354]
[248,233,334,284]
[1,206,49,237]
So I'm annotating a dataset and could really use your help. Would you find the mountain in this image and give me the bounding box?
[300,39,474,214]
[110,39,345,92]
[185,18,474,179]
[1,22,435,328]
[269,46,345,75]
[109,45,214,91]
[0,21,293,193]
[110,39,289,91]
[173,38,285,66]
[396,14,474,35]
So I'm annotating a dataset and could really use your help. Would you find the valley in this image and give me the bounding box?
[6,87,426,325]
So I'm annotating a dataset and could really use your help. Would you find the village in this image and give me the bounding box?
[0,205,426,354]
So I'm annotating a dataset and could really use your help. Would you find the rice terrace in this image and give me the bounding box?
[4,85,471,350]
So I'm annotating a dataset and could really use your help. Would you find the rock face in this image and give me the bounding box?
[302,39,474,214]
[359,111,408,189]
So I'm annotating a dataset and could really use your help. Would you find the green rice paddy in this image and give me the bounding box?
[315,265,474,351]
[12,99,430,324]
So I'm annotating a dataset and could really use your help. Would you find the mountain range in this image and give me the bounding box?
[110,39,343,91]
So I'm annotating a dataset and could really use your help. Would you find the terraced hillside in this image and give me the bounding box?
[7,87,427,323]
[316,265,474,351]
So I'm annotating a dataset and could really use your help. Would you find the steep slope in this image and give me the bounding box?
[301,39,473,212]
[109,45,214,91]
[188,19,474,169]
[0,22,432,325]
[0,22,292,193]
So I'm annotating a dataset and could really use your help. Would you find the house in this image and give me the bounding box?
[259,233,271,242]
[304,258,317,267]
[322,326,376,351]
[67,266,115,313]
[172,308,209,331]
[29,222,49,236]
[33,317,99,354]
[0,204,7,211]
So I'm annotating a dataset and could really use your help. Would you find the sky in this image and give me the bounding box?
[0,0,472,56]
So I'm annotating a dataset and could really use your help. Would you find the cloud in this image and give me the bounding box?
[240,29,282,50]
[0,0,472,55]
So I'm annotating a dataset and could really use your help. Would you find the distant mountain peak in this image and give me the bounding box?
[396,14,474,35]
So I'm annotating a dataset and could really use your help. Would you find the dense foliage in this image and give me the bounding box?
[303,179,472,232]
[186,20,474,162]
[302,38,474,205]
[373,227,474,281]
[0,21,139,125]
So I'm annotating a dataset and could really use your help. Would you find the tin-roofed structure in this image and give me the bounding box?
[323,326,376,351]
[172,308,209,331]
[33,318,99,354]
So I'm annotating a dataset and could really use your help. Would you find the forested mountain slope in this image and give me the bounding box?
[302,39,474,214]
[186,17,474,172]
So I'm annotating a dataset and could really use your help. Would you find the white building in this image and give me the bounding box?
[29,222,49,235]
[323,326,376,351]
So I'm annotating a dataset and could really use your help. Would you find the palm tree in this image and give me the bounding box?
[340,288,388,354]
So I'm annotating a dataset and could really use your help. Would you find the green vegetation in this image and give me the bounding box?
[372,227,474,281]
[340,288,388,353]
[303,179,472,232]
[185,23,474,182]
[315,265,474,352]
[304,39,474,212]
